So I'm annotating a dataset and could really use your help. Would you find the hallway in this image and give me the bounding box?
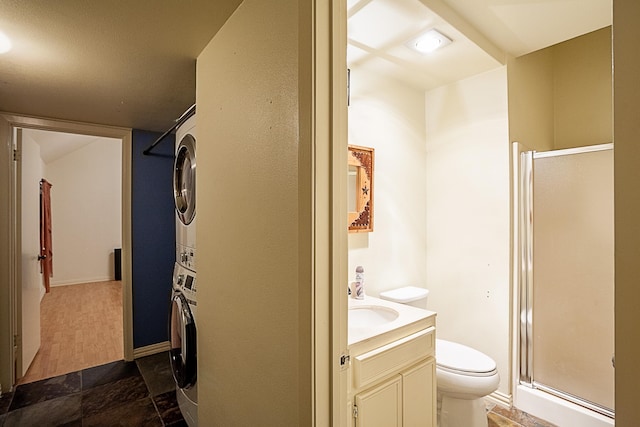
[19,280,123,385]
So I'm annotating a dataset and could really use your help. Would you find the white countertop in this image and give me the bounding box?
[348,295,436,346]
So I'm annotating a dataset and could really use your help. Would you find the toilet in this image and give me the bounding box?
[379,286,500,427]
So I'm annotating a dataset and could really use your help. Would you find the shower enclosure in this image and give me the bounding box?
[515,143,614,424]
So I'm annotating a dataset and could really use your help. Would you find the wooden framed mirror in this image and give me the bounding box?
[348,145,374,233]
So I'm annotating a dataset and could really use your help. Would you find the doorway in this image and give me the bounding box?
[0,113,133,390]
[18,128,123,384]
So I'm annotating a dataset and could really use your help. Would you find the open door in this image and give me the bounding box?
[17,128,43,378]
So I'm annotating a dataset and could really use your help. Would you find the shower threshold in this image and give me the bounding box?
[515,384,614,427]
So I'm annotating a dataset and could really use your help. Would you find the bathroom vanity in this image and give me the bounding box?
[347,296,437,426]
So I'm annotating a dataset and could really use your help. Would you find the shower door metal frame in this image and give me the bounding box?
[518,149,534,386]
[517,143,615,419]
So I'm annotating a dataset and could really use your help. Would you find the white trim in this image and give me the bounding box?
[330,0,349,425]
[301,1,348,425]
[487,390,512,408]
[50,277,115,287]
[533,143,613,159]
[0,112,134,380]
[133,341,171,359]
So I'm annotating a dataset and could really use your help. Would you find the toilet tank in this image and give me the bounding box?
[379,286,429,310]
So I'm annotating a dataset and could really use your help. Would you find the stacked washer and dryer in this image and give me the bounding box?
[169,112,198,426]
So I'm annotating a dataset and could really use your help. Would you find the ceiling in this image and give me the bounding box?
[0,0,610,137]
[348,0,502,90]
[347,0,612,90]
[440,0,611,57]
[22,128,118,164]
[0,0,242,133]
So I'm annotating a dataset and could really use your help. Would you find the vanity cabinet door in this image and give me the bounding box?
[355,375,402,427]
[402,358,436,426]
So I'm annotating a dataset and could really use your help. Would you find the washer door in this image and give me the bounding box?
[174,134,196,226]
[169,291,197,389]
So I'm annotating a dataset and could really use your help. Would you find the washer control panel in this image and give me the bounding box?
[173,264,197,303]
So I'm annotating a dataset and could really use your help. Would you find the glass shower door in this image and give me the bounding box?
[522,144,614,417]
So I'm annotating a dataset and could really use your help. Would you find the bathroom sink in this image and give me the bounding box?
[349,305,399,329]
[347,296,435,346]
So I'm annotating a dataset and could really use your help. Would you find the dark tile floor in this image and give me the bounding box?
[1,351,556,427]
[0,351,185,427]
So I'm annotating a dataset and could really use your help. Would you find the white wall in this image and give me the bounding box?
[346,65,511,397]
[425,67,511,397]
[347,69,427,297]
[45,138,121,285]
[348,48,607,401]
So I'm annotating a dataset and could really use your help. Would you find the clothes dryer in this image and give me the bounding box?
[169,262,197,426]
[174,114,196,270]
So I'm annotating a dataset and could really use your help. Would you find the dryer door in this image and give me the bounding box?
[174,134,196,225]
[169,291,197,389]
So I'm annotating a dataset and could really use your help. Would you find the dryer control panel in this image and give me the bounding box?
[177,245,196,271]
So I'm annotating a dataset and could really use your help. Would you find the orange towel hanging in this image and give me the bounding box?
[39,179,53,293]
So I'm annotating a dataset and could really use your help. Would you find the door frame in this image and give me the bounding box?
[302,0,348,424]
[0,112,133,388]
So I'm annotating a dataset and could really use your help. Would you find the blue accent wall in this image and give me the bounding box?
[131,129,175,348]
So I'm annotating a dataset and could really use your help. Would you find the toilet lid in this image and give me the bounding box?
[436,339,497,375]
[379,286,429,303]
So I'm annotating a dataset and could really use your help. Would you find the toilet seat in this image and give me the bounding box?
[436,339,497,377]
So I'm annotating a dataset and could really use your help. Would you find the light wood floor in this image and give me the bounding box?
[18,280,123,385]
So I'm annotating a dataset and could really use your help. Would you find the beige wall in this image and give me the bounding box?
[554,27,612,149]
[508,27,612,151]
[347,69,427,297]
[507,48,555,152]
[45,138,121,286]
[613,1,640,424]
[196,0,312,424]
[167,0,639,423]
[425,67,511,397]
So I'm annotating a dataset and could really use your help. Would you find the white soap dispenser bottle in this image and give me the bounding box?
[354,266,365,299]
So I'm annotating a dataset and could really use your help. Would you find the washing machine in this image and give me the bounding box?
[169,262,198,426]
[174,114,197,271]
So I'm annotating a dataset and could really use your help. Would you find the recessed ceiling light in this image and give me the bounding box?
[406,29,452,54]
[0,31,12,54]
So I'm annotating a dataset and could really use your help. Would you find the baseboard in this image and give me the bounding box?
[487,390,512,408]
[50,276,115,287]
[133,341,171,359]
